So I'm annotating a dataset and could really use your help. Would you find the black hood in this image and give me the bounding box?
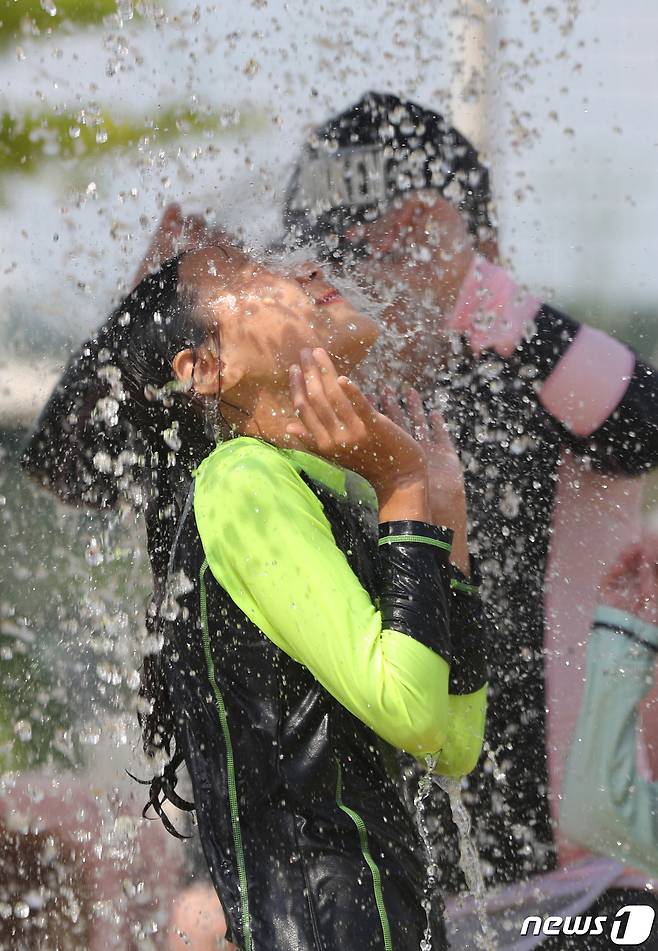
[282,90,493,258]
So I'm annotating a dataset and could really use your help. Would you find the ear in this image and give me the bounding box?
[172,344,245,396]
[172,344,219,395]
[172,348,194,389]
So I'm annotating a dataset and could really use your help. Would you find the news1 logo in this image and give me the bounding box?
[520,905,656,944]
[612,907,657,945]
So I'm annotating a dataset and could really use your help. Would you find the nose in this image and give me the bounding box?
[295,261,322,284]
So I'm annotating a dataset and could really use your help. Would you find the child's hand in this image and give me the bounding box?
[286,348,426,499]
[131,203,208,290]
[380,386,470,573]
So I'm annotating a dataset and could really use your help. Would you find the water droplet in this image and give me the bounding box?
[13,901,30,920]
[40,0,57,16]
[85,536,104,567]
[14,720,32,743]
[93,451,113,474]
[412,244,432,263]
[96,661,122,686]
[23,890,44,910]
[92,396,119,427]
[499,485,521,519]
[510,436,530,456]
[162,424,182,452]
[117,0,134,20]
[79,727,101,746]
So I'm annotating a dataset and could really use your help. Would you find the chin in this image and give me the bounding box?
[336,310,381,368]
[328,334,376,375]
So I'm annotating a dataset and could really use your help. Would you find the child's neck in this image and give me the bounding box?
[221,381,299,449]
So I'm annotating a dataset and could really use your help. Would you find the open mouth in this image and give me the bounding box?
[315,288,341,306]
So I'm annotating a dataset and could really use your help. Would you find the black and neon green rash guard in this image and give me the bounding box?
[194,436,487,775]
[154,433,487,950]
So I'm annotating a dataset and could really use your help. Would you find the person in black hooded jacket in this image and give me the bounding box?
[281,90,658,942]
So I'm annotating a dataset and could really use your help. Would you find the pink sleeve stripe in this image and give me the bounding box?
[446,254,541,358]
[538,325,634,437]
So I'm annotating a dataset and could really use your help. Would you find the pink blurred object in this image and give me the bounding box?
[0,769,183,949]
[539,324,634,437]
[446,254,540,358]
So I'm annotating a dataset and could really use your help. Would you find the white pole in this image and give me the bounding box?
[450,0,494,153]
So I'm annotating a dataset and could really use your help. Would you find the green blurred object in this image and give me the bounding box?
[1,0,123,46]
[0,1,260,179]
[0,1,242,178]
[0,106,224,175]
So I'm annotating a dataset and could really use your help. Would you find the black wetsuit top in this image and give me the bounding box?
[155,439,487,950]
[433,303,658,889]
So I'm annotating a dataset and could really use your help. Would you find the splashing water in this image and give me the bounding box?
[433,774,497,951]
[415,759,497,951]
[413,756,439,951]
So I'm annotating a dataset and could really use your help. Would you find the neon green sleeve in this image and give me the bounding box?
[433,689,487,777]
[194,436,482,768]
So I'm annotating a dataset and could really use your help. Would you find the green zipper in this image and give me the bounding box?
[199,560,252,951]
[335,762,393,951]
[378,534,451,552]
[450,578,479,596]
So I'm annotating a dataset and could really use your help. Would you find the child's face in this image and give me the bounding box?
[177,246,378,395]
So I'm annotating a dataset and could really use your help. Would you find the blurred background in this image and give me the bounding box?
[1,0,657,946]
